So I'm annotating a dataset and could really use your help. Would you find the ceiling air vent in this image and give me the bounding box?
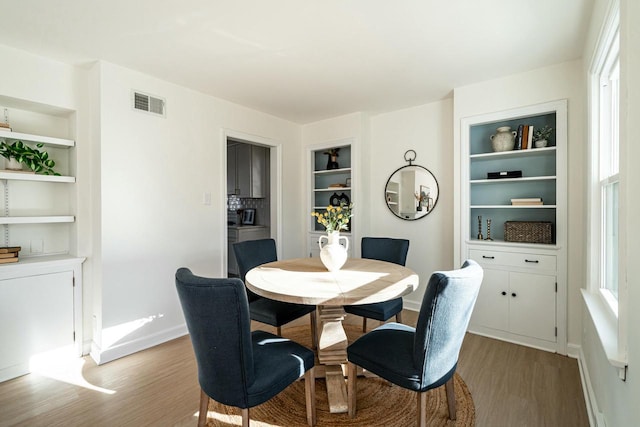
[132,91,166,117]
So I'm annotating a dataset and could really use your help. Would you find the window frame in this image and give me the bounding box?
[584,0,627,378]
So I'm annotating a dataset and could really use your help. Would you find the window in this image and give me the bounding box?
[584,0,626,378]
[598,37,620,311]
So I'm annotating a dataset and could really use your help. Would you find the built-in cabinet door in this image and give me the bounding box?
[470,268,509,332]
[235,144,252,197]
[509,272,556,342]
[0,271,74,382]
[227,145,237,195]
[228,235,238,275]
[251,145,267,198]
[228,144,266,198]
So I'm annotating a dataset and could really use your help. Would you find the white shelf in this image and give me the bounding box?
[0,171,75,183]
[0,216,75,225]
[470,176,556,184]
[0,254,84,280]
[471,205,556,209]
[466,239,560,250]
[309,230,352,236]
[0,129,74,148]
[314,187,352,192]
[313,167,351,175]
[470,146,556,160]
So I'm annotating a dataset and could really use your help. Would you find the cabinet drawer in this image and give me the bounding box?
[469,249,556,271]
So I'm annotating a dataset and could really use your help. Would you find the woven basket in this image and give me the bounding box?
[504,221,553,244]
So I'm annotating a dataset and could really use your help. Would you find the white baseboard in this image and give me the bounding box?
[0,362,29,383]
[403,300,421,312]
[577,346,606,427]
[567,342,581,359]
[90,324,188,365]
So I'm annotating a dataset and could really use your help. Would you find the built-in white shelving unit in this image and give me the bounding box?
[457,99,568,355]
[0,103,84,383]
[308,140,355,258]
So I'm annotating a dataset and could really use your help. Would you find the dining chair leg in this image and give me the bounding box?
[310,310,318,351]
[242,408,250,427]
[417,391,427,427]
[361,317,367,333]
[347,362,357,418]
[305,367,316,426]
[396,311,403,324]
[198,388,209,427]
[445,376,457,420]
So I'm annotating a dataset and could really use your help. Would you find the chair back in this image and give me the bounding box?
[175,268,255,408]
[234,238,277,281]
[361,237,409,266]
[413,260,483,388]
[233,238,278,301]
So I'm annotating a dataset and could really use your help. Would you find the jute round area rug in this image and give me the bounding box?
[206,325,475,426]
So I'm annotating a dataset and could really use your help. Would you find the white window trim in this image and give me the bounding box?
[583,0,627,380]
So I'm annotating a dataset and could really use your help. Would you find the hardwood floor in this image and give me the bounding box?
[0,310,588,427]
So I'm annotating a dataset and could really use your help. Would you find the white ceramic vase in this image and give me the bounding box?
[490,126,517,152]
[319,231,349,272]
[5,157,22,171]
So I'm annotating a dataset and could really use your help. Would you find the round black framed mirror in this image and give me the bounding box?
[384,151,439,220]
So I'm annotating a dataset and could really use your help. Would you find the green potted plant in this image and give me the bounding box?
[532,125,553,148]
[0,140,59,175]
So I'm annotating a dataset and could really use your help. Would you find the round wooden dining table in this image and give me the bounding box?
[245,257,419,413]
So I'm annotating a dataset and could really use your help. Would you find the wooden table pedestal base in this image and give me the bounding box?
[317,305,349,413]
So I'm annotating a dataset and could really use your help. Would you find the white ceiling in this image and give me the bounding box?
[0,0,593,124]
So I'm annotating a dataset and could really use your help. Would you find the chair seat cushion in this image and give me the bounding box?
[250,297,315,327]
[246,330,315,408]
[347,323,455,392]
[344,297,403,321]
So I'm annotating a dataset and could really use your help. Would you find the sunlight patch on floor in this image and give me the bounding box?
[29,346,115,394]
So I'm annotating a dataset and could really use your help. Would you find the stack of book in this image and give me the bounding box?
[514,124,534,150]
[511,197,543,206]
[0,246,20,264]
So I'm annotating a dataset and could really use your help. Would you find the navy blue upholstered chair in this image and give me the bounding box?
[346,260,483,426]
[175,268,316,427]
[344,237,410,332]
[233,238,318,349]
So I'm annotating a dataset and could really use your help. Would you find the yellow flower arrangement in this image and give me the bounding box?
[311,202,353,233]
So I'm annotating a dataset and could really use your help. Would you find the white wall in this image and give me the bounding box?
[301,112,368,256]
[452,60,586,349]
[88,62,302,363]
[369,100,453,308]
[579,0,640,425]
[301,106,454,309]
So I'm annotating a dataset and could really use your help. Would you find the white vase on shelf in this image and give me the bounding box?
[318,231,349,272]
[490,126,517,152]
[5,157,22,171]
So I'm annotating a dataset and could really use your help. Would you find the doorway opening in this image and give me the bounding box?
[226,136,275,277]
